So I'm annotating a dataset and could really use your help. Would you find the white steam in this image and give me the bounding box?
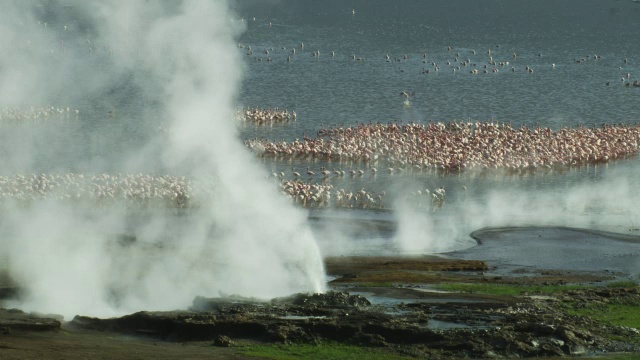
[389,165,640,254]
[0,0,324,319]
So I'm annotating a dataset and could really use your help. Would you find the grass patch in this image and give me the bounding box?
[239,343,413,360]
[566,303,640,329]
[595,354,640,360]
[606,280,638,288]
[436,283,587,296]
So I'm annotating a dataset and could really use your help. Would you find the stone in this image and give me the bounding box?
[550,339,565,347]
[530,340,539,348]
[213,335,235,347]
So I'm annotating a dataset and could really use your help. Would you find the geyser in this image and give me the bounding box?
[0,0,325,319]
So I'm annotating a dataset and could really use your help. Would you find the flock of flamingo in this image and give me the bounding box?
[240,39,638,86]
[279,180,447,210]
[232,18,638,213]
[0,173,417,211]
[246,121,640,174]
[0,173,194,209]
[1,15,637,213]
[0,106,80,124]
[237,107,296,126]
[17,12,637,86]
[4,108,637,211]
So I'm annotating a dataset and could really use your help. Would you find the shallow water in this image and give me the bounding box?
[453,226,640,274]
[425,319,491,330]
[279,315,327,320]
[349,291,481,306]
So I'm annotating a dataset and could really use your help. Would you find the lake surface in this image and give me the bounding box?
[1,0,640,251]
[233,0,640,249]
[237,0,640,137]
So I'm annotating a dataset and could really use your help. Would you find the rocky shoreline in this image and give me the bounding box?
[61,286,640,359]
[2,265,639,358]
[1,227,640,359]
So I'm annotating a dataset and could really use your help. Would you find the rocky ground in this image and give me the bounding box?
[0,254,639,359]
[1,227,640,359]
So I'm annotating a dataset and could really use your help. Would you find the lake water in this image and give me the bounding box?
[234,0,640,247]
[237,0,640,136]
[1,0,640,250]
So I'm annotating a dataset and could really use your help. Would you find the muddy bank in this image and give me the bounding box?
[325,254,614,286]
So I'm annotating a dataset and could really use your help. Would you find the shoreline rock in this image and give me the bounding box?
[67,288,640,358]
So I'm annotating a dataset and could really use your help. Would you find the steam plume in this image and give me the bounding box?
[389,166,640,255]
[0,0,324,318]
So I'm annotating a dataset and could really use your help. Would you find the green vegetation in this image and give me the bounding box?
[596,354,640,360]
[437,281,640,354]
[353,282,394,288]
[566,303,640,329]
[436,283,587,296]
[240,343,413,360]
[559,282,640,330]
[606,280,638,288]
